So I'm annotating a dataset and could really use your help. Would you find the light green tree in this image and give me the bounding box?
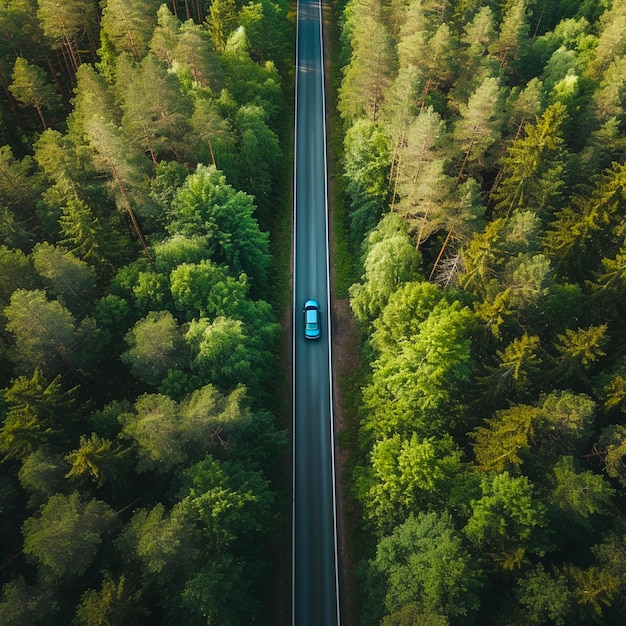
[117,53,192,166]
[464,471,546,571]
[453,76,505,181]
[349,213,422,325]
[31,242,96,315]
[169,260,248,320]
[9,57,60,129]
[22,492,117,579]
[74,574,145,626]
[121,311,186,386]
[207,0,237,52]
[119,393,182,473]
[343,119,391,242]
[472,404,541,473]
[65,433,131,489]
[363,299,473,441]
[339,0,395,122]
[489,0,530,72]
[366,433,463,534]
[5,289,102,376]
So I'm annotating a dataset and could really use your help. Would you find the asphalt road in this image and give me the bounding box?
[292,0,340,625]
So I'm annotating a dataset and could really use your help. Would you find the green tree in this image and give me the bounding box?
[31,242,96,315]
[117,52,192,166]
[9,57,60,129]
[349,213,422,325]
[0,145,42,241]
[234,104,282,223]
[365,433,463,533]
[492,333,543,395]
[169,165,270,291]
[370,280,445,355]
[362,299,473,441]
[149,4,180,66]
[121,311,186,386]
[368,512,480,624]
[493,103,568,217]
[100,0,162,61]
[392,107,450,240]
[58,198,130,274]
[116,502,197,580]
[588,0,626,78]
[339,0,395,122]
[0,368,77,459]
[18,450,67,506]
[564,562,620,620]
[549,456,614,532]
[65,433,131,489]
[83,114,153,257]
[67,64,119,142]
[131,269,171,313]
[0,246,38,307]
[207,0,237,53]
[180,556,247,626]
[552,324,607,384]
[595,424,626,487]
[174,20,222,90]
[343,119,391,243]
[239,0,292,73]
[185,316,251,392]
[182,455,276,543]
[4,289,102,376]
[544,161,626,280]
[464,471,546,571]
[37,0,99,72]
[74,574,145,626]
[514,564,574,626]
[22,492,117,579]
[452,6,498,105]
[472,391,595,473]
[0,577,57,626]
[381,605,449,626]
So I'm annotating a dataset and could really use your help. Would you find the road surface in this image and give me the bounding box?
[292,0,340,624]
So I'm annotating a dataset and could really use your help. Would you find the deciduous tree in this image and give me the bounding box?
[22,492,117,579]
[349,213,422,325]
[121,311,186,386]
[464,471,546,571]
[368,512,480,623]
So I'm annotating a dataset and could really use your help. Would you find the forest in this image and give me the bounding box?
[0,0,293,624]
[338,0,626,624]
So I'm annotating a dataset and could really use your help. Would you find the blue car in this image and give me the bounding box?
[303,300,321,339]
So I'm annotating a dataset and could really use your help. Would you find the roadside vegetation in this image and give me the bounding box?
[0,1,293,624]
[338,0,626,624]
